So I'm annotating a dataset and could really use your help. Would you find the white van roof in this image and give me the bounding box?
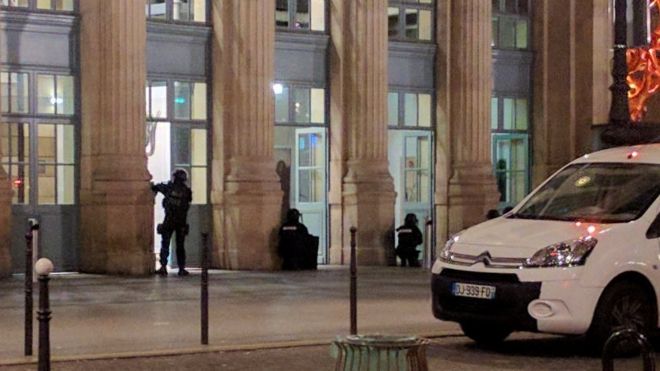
[572,143,660,165]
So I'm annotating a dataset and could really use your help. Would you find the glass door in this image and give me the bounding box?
[492,133,529,209]
[388,130,433,265]
[294,127,327,264]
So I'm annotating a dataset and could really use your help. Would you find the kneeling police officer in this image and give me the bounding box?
[152,169,193,276]
[395,213,423,267]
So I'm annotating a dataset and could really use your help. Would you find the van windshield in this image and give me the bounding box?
[513,163,660,223]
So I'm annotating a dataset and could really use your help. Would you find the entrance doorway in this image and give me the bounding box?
[388,130,433,263]
[274,126,328,264]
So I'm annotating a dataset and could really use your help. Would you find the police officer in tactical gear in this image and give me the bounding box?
[395,213,423,267]
[278,208,310,270]
[152,169,193,276]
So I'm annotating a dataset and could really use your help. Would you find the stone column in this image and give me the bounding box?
[532,0,611,185]
[211,0,283,270]
[445,0,499,236]
[0,57,12,278]
[79,0,154,275]
[329,0,396,265]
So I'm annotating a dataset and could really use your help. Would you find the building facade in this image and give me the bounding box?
[0,0,631,276]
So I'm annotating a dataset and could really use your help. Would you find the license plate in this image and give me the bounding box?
[452,282,496,300]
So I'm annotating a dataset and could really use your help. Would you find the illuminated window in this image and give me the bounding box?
[388,91,434,128]
[0,123,30,205]
[388,0,434,42]
[147,0,207,23]
[1,72,29,114]
[491,94,530,207]
[146,79,209,205]
[37,74,75,116]
[37,124,75,205]
[276,0,326,32]
[492,0,529,50]
[273,83,326,125]
[1,0,74,11]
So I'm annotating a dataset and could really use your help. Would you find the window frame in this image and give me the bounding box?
[146,0,210,25]
[0,0,77,13]
[275,0,328,34]
[388,0,435,43]
[273,81,328,128]
[387,89,435,130]
[491,0,531,50]
[146,77,210,205]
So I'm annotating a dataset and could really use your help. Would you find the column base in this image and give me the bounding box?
[448,164,499,235]
[217,158,284,270]
[0,178,12,278]
[342,161,396,266]
[79,180,154,276]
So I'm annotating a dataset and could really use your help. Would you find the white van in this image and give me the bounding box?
[431,144,660,348]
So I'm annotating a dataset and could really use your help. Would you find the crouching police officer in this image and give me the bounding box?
[278,209,310,270]
[395,213,423,267]
[152,169,193,276]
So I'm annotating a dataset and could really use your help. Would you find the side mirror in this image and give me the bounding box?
[647,213,660,239]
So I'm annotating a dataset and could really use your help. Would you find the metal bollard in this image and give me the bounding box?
[350,227,357,336]
[602,328,655,371]
[201,232,209,345]
[24,227,33,356]
[35,258,53,371]
[423,219,433,269]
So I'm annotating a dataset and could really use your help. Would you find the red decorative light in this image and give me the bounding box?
[587,225,596,234]
[628,150,640,159]
[12,178,23,188]
[627,0,660,121]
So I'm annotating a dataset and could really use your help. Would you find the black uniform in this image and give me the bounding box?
[152,180,192,274]
[278,209,310,270]
[395,221,423,267]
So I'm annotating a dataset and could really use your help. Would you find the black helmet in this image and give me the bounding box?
[405,213,418,225]
[286,208,301,223]
[172,168,188,183]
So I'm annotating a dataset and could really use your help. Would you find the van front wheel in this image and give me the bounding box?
[588,281,654,351]
[460,321,513,345]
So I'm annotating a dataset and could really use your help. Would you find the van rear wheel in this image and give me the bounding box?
[460,321,513,345]
[588,281,654,353]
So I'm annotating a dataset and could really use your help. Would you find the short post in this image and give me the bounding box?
[201,232,209,345]
[24,229,33,356]
[602,328,655,371]
[423,219,433,269]
[35,258,53,371]
[349,227,357,335]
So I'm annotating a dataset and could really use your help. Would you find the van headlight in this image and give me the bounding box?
[438,235,460,262]
[524,237,598,268]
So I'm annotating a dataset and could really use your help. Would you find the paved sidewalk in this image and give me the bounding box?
[0,267,459,365]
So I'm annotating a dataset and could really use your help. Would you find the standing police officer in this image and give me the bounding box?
[152,169,193,276]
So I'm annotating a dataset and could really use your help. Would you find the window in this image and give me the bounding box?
[492,0,529,49]
[147,0,207,23]
[37,74,75,116]
[404,135,431,203]
[0,123,30,204]
[1,0,74,11]
[388,91,433,128]
[1,70,77,206]
[1,72,29,114]
[146,79,209,204]
[491,94,530,207]
[276,0,326,32]
[388,0,434,41]
[273,83,326,125]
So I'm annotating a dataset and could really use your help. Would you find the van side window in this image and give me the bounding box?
[648,213,660,239]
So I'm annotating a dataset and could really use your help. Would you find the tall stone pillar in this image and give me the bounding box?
[329,0,396,265]
[532,0,611,185]
[0,58,12,278]
[79,0,154,275]
[211,0,283,270]
[445,0,499,236]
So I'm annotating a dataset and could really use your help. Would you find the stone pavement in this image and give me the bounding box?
[0,266,459,367]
